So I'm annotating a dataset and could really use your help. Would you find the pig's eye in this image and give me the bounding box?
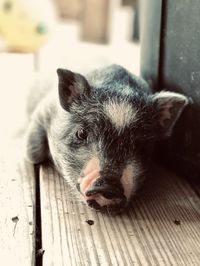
[75,128,88,141]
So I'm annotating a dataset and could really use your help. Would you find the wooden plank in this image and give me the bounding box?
[40,164,200,266]
[0,143,36,265]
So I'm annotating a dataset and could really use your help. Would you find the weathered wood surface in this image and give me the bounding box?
[0,144,36,266]
[40,164,200,266]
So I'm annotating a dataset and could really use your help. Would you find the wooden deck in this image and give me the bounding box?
[1,145,200,265]
[39,164,200,266]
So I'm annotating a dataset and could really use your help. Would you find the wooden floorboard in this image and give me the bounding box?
[0,143,36,266]
[39,164,200,266]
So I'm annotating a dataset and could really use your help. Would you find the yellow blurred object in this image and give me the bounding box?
[0,0,55,52]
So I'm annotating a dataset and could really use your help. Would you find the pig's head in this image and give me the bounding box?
[26,65,189,213]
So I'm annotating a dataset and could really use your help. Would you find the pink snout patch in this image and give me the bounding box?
[80,169,100,196]
[80,157,100,195]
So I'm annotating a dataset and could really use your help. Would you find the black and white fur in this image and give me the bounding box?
[25,65,188,212]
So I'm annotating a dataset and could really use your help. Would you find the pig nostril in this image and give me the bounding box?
[101,190,120,199]
[85,190,98,197]
[85,177,124,199]
[85,186,124,199]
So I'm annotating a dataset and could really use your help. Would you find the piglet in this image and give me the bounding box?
[25,65,188,212]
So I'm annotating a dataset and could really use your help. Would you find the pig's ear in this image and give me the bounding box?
[57,68,90,111]
[152,91,189,137]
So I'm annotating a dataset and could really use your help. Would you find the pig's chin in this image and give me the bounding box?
[86,195,128,213]
[77,186,128,213]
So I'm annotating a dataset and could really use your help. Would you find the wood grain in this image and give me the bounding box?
[40,164,200,266]
[0,143,36,266]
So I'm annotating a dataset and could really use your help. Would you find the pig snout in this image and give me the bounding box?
[78,157,132,211]
[79,170,126,211]
[85,178,124,199]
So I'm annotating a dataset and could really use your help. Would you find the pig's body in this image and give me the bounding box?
[25,65,189,212]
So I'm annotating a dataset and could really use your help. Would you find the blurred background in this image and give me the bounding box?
[0,0,141,148]
[0,0,199,186]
